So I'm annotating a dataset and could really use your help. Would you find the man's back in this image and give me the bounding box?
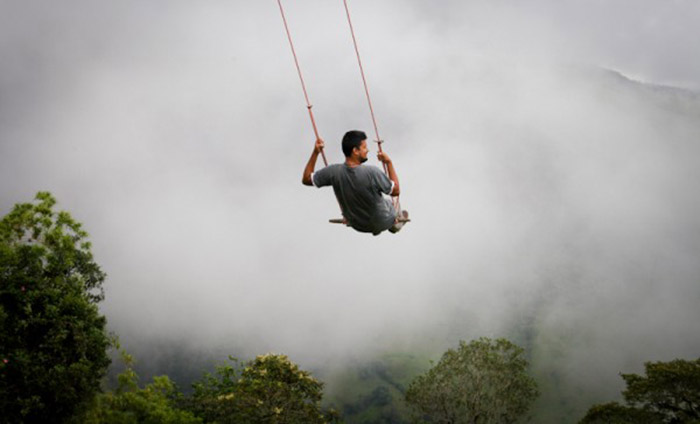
[313,164,395,234]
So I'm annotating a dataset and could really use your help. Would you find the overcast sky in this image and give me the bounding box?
[2,0,700,409]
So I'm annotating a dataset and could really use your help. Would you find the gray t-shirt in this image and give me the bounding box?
[313,164,396,234]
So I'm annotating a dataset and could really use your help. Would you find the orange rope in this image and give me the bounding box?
[342,0,401,211]
[341,0,386,172]
[276,0,328,167]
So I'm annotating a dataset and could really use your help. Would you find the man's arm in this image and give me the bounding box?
[302,138,325,186]
[377,151,400,196]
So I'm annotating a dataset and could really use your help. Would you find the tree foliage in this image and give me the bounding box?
[580,358,700,424]
[578,402,664,424]
[187,354,339,424]
[81,347,201,424]
[0,192,111,423]
[405,338,539,424]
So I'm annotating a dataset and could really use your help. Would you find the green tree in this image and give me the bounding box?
[81,348,201,424]
[188,354,340,424]
[580,358,700,424]
[0,192,111,423]
[578,402,664,424]
[405,338,539,424]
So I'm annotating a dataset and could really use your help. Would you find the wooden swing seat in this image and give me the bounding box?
[329,217,411,225]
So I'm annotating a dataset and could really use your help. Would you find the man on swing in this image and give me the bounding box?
[302,130,408,235]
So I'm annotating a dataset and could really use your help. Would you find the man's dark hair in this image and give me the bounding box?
[342,130,367,157]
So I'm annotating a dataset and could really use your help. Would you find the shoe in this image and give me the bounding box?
[389,210,409,233]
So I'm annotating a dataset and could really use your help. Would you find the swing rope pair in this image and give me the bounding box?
[277,0,402,215]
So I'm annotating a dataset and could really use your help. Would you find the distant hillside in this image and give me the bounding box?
[321,353,432,424]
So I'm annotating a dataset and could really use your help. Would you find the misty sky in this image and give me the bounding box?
[2,0,700,411]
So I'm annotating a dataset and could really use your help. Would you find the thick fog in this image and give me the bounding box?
[2,0,700,415]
